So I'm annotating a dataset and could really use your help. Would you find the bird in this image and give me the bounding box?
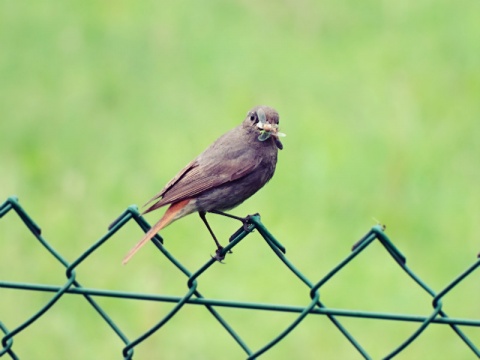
[122,105,285,264]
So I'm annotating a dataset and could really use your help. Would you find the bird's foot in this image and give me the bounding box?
[211,246,226,263]
[242,213,259,232]
[228,213,258,242]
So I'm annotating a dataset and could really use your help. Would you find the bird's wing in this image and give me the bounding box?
[143,159,197,209]
[142,153,262,214]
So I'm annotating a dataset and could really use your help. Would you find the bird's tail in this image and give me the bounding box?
[122,199,191,265]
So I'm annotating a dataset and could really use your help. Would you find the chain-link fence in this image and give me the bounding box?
[1,196,479,359]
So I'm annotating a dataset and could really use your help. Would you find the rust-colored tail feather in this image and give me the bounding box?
[122,199,191,265]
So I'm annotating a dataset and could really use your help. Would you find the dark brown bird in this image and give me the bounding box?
[123,105,284,264]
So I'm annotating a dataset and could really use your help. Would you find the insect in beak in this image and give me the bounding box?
[256,108,286,144]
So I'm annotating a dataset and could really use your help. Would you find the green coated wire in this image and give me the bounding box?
[1,196,479,360]
[373,228,479,358]
[0,322,17,360]
[1,197,134,357]
[431,259,480,357]
[112,207,254,357]
[1,281,479,327]
[251,216,371,359]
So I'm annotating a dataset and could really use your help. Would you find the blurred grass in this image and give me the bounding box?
[1,0,479,358]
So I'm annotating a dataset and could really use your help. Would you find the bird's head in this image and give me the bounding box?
[243,105,285,150]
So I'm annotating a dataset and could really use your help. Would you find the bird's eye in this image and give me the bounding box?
[250,113,258,123]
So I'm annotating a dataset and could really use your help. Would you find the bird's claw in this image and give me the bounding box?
[228,214,258,242]
[211,247,226,263]
[243,213,259,232]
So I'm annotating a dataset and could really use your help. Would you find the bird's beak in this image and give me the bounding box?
[271,125,286,150]
[274,137,283,150]
[257,122,285,150]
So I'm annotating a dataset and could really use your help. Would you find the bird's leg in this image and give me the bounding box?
[209,210,246,222]
[209,210,256,231]
[209,210,258,241]
[199,211,225,261]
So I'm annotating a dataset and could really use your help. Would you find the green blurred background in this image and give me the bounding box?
[1,0,479,358]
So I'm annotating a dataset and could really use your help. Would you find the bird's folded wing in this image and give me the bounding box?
[143,159,197,209]
[142,155,262,214]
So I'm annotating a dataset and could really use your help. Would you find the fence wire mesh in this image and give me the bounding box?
[1,196,479,359]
